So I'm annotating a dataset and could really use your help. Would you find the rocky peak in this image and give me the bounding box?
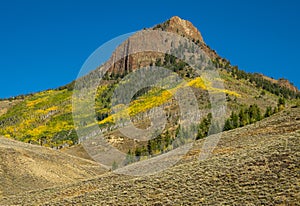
[153,16,204,43]
[256,74,299,93]
[277,78,298,93]
[152,16,220,60]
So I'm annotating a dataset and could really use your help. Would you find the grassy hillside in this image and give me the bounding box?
[0,136,107,197]
[0,62,295,151]
[0,89,75,147]
[1,105,299,205]
[0,69,280,144]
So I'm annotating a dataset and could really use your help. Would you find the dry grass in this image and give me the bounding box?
[0,137,107,197]
[0,99,22,116]
[0,107,299,205]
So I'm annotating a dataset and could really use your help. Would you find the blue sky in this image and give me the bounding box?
[0,0,299,98]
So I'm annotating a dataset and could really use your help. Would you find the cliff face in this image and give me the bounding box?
[108,16,219,75]
[110,51,163,74]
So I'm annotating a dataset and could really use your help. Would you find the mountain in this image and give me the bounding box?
[0,15,300,205]
[0,16,299,156]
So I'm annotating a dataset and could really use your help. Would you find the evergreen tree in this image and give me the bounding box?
[264,106,273,118]
[147,141,152,156]
[248,104,261,123]
[112,161,118,170]
[135,147,142,161]
[231,112,239,128]
[278,97,286,111]
[223,119,233,131]
[164,130,171,149]
[125,150,135,165]
[196,114,211,140]
[239,108,249,127]
[273,106,278,114]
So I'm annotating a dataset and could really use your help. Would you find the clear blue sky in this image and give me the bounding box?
[1,0,299,98]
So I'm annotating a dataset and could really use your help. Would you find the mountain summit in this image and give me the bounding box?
[159,16,204,43]
[153,16,218,60]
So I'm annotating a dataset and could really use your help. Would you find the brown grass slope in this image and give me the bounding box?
[1,106,299,205]
[0,137,108,197]
[0,99,22,116]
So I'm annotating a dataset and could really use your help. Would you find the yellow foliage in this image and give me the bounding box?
[189,76,240,97]
[28,125,47,137]
[46,106,59,112]
[129,90,172,116]
[210,88,241,97]
[26,121,72,138]
[35,106,58,115]
[187,77,207,89]
[98,76,240,126]
[98,115,114,124]
[26,98,46,107]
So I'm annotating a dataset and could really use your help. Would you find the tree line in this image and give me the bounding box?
[224,98,285,131]
[123,98,286,167]
[212,58,300,99]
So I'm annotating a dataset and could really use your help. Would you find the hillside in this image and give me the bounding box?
[0,16,298,153]
[1,105,299,205]
[0,99,22,116]
[0,137,107,197]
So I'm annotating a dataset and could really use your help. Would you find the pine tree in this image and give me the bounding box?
[135,147,142,161]
[147,141,152,156]
[164,130,171,149]
[112,161,118,170]
[264,106,273,118]
[239,108,249,127]
[125,150,135,165]
[248,104,261,123]
[231,112,239,128]
[278,97,286,111]
[273,106,278,114]
[223,119,233,131]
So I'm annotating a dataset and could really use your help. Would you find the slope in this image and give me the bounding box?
[1,105,299,205]
[0,137,107,197]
